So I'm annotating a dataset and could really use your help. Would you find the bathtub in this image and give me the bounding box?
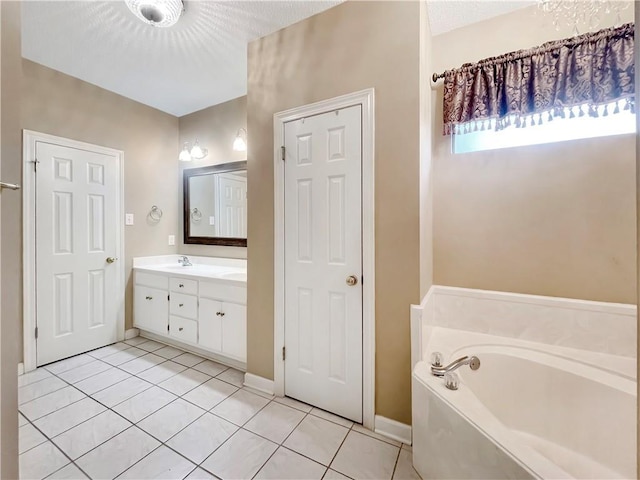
[412,327,637,479]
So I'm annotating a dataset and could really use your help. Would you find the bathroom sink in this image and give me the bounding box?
[218,271,247,282]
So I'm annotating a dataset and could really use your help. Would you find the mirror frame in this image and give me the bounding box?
[183,161,248,247]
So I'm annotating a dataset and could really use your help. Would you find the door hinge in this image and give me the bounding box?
[281,146,285,161]
[167,294,170,301]
[282,346,286,361]
[35,327,38,339]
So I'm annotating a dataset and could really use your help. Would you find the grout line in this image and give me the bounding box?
[390,445,402,480]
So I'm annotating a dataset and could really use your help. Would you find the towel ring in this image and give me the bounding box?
[191,208,202,222]
[149,205,163,222]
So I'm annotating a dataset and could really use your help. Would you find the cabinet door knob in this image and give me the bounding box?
[216,312,221,316]
[178,327,184,332]
[220,312,225,317]
[179,284,184,288]
[145,296,152,300]
[179,303,184,307]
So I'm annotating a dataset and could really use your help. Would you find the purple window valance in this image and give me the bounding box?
[442,23,635,135]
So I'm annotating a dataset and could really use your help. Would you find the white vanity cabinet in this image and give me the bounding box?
[133,268,247,365]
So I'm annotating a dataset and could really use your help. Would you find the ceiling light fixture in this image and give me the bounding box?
[125,0,184,28]
[233,128,247,152]
[179,140,208,162]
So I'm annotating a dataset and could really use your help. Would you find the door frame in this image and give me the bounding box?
[22,130,125,372]
[273,89,375,429]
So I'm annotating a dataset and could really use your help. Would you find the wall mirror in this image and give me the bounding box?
[183,161,247,246]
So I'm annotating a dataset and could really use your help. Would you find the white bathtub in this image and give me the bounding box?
[412,327,637,479]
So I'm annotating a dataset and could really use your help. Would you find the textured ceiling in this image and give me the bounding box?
[426,0,534,36]
[22,1,534,116]
[22,1,342,116]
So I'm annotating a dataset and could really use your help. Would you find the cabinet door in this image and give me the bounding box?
[221,302,246,361]
[198,298,222,353]
[134,285,168,335]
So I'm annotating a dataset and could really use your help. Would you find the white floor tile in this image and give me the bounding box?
[19,423,47,454]
[52,410,131,460]
[138,361,187,384]
[245,401,306,444]
[182,378,237,410]
[392,448,420,480]
[184,467,216,480]
[19,413,28,426]
[274,396,313,413]
[352,424,402,447]
[73,367,131,395]
[310,408,353,429]
[402,443,412,452]
[118,445,195,479]
[210,389,270,426]
[243,386,276,400]
[136,340,166,352]
[92,376,153,407]
[137,398,205,442]
[191,360,228,377]
[44,354,94,375]
[166,413,238,464]
[45,463,89,479]
[201,429,277,480]
[19,376,67,405]
[255,447,326,480]
[154,345,184,359]
[124,336,150,347]
[100,347,146,366]
[19,368,53,387]
[216,368,244,387]
[75,427,160,480]
[112,386,177,423]
[19,386,85,421]
[87,343,131,360]
[34,398,106,438]
[119,353,166,375]
[330,431,400,480]
[323,469,351,480]
[19,441,69,480]
[172,352,205,367]
[284,414,349,466]
[158,368,210,396]
[57,360,111,384]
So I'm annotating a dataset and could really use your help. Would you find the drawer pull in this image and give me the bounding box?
[145,296,153,300]
[216,312,221,316]
[178,327,184,332]
[220,312,226,317]
[179,284,184,288]
[179,303,184,307]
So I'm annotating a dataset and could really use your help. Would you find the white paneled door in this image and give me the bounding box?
[284,105,363,422]
[217,173,247,238]
[36,141,120,366]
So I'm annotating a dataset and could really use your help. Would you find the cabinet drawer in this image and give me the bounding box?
[135,271,169,290]
[170,292,198,319]
[169,316,197,344]
[199,281,247,304]
[170,277,198,295]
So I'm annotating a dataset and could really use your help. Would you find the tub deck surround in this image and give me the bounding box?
[411,286,637,480]
[132,256,247,369]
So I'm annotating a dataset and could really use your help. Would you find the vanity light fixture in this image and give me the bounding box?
[233,128,247,152]
[179,140,208,162]
[125,0,184,28]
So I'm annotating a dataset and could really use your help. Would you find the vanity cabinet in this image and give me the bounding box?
[133,269,247,365]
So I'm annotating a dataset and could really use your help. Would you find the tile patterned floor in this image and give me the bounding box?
[18,338,420,480]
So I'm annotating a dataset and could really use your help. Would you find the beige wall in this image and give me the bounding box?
[1,2,21,477]
[431,5,637,305]
[635,6,639,478]
[247,1,420,424]
[22,60,180,332]
[178,96,247,259]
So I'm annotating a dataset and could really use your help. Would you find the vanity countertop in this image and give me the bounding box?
[133,255,247,285]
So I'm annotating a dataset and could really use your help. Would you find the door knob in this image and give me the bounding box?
[106,257,117,264]
[346,275,358,286]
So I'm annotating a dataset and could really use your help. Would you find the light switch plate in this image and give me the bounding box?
[125,214,134,225]
[168,235,175,246]
[209,216,215,226]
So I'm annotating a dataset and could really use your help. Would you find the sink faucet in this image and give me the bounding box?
[178,256,192,266]
[430,354,480,377]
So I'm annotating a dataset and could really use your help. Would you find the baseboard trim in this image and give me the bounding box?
[374,415,412,445]
[125,328,140,340]
[243,373,275,395]
[18,363,24,376]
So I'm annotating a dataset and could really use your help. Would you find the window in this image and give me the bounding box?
[453,101,636,154]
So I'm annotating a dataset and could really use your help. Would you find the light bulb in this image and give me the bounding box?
[233,129,247,152]
[179,142,191,162]
[189,140,207,160]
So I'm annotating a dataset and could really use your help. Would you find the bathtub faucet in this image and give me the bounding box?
[430,354,481,377]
